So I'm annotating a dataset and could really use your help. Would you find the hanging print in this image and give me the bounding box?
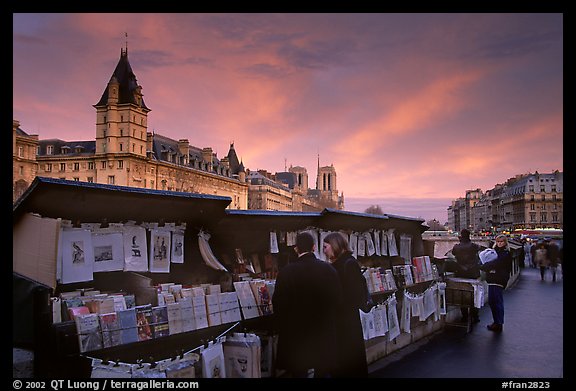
[123,225,148,272]
[150,229,171,273]
[171,230,185,264]
[59,229,95,284]
[92,232,124,272]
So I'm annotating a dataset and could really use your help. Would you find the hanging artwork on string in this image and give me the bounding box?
[380,231,389,256]
[269,232,279,254]
[365,232,376,256]
[59,228,95,284]
[437,282,447,315]
[349,232,358,258]
[123,225,148,272]
[201,341,227,378]
[387,229,399,257]
[373,230,382,256]
[399,234,412,264]
[92,232,124,272]
[387,296,401,341]
[150,229,171,273]
[171,230,185,264]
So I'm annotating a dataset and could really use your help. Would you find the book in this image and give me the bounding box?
[151,306,170,338]
[75,313,102,352]
[179,296,196,332]
[205,294,222,327]
[233,281,260,319]
[68,306,90,321]
[99,312,122,348]
[117,308,138,345]
[166,302,183,335]
[192,296,208,329]
[249,280,273,316]
[135,305,153,341]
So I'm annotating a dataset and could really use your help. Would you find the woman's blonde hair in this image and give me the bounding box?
[493,234,510,250]
[323,232,350,259]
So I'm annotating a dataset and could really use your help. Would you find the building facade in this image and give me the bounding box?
[448,171,563,232]
[13,47,344,212]
[12,120,39,202]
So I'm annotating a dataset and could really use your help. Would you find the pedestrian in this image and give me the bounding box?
[480,234,512,332]
[523,239,533,268]
[322,232,371,378]
[531,239,550,281]
[272,232,342,378]
[546,238,560,282]
[451,229,481,324]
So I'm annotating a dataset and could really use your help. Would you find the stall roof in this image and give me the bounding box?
[219,208,426,234]
[221,209,321,231]
[13,177,231,227]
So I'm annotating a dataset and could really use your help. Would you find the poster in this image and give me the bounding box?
[123,225,148,272]
[60,229,95,284]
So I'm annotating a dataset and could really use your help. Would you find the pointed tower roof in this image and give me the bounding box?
[227,142,244,174]
[95,48,150,110]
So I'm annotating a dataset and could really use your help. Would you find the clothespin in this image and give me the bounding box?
[148,356,157,369]
[100,218,109,228]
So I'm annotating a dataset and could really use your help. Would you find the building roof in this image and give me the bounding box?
[94,48,150,110]
[37,139,96,156]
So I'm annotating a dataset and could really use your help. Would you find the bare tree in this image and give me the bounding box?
[364,205,384,215]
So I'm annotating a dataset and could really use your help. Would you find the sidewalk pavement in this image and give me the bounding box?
[368,266,564,378]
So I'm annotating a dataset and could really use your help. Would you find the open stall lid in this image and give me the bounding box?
[13,177,231,228]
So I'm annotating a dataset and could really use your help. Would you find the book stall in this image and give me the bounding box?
[14,177,455,379]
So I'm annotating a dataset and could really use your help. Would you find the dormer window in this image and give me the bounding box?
[47,145,54,155]
[61,146,70,154]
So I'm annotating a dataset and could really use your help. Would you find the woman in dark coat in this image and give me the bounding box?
[322,232,370,378]
[480,234,512,332]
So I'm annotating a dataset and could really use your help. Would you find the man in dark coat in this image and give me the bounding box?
[272,232,342,378]
[451,229,481,323]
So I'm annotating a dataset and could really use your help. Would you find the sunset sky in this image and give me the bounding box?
[12,13,563,223]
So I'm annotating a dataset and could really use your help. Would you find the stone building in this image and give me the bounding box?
[13,47,344,212]
[12,120,39,202]
[448,171,563,232]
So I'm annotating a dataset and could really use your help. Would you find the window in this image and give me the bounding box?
[87,177,94,183]
[552,213,558,222]
[74,163,80,171]
[88,162,94,170]
[540,185,545,192]
[540,212,547,222]
[60,163,66,172]
[552,194,556,201]
[18,146,24,157]
[530,195,535,201]
[530,213,536,222]
[47,145,54,155]
[101,161,107,169]
[108,175,115,185]
[120,143,123,151]
[118,160,124,169]
[530,204,535,210]
[541,195,546,201]
[73,177,80,181]
[551,185,557,192]
[19,166,24,175]
[45,163,52,172]
[528,185,534,192]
